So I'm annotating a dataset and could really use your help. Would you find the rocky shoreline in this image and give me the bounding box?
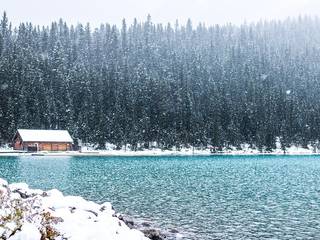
[117,215,166,240]
[116,214,184,240]
[0,178,167,240]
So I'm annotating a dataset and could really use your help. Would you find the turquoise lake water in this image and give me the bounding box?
[1,155,320,239]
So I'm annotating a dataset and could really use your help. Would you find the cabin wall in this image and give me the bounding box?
[42,143,52,151]
[38,143,71,151]
[13,135,23,150]
[38,142,71,151]
[17,142,72,151]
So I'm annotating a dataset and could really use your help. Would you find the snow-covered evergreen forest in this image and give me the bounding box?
[1,12,320,150]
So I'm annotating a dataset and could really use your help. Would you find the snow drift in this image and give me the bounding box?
[0,178,148,240]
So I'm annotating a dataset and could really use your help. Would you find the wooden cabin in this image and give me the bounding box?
[13,129,73,152]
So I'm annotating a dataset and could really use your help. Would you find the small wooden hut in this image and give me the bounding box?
[13,129,73,152]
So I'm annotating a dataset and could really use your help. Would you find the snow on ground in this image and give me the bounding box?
[0,141,318,156]
[0,179,148,240]
[78,143,318,156]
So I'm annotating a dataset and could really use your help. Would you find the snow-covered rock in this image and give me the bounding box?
[9,223,41,240]
[0,178,149,240]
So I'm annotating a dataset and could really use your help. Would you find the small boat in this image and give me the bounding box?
[31,153,45,156]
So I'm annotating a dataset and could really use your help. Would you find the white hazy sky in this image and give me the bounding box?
[1,0,320,27]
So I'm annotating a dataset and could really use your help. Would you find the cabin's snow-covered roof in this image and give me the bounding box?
[17,129,73,143]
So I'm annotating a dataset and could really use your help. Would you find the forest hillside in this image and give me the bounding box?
[1,13,320,150]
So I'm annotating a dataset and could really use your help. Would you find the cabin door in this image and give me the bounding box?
[27,145,38,152]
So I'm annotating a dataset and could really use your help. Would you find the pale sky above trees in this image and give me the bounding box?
[1,0,320,27]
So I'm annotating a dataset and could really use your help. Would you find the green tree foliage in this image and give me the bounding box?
[1,13,320,150]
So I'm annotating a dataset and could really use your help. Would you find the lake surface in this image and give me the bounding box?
[1,155,320,239]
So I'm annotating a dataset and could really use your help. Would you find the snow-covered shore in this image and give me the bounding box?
[0,178,149,240]
[0,145,319,157]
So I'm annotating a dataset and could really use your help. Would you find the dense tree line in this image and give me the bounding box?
[1,12,320,150]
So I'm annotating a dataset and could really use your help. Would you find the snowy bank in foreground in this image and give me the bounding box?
[0,178,149,240]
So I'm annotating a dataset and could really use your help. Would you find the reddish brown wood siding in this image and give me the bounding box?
[13,133,23,150]
[13,140,71,151]
[38,142,70,151]
[41,143,52,151]
[14,138,23,150]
